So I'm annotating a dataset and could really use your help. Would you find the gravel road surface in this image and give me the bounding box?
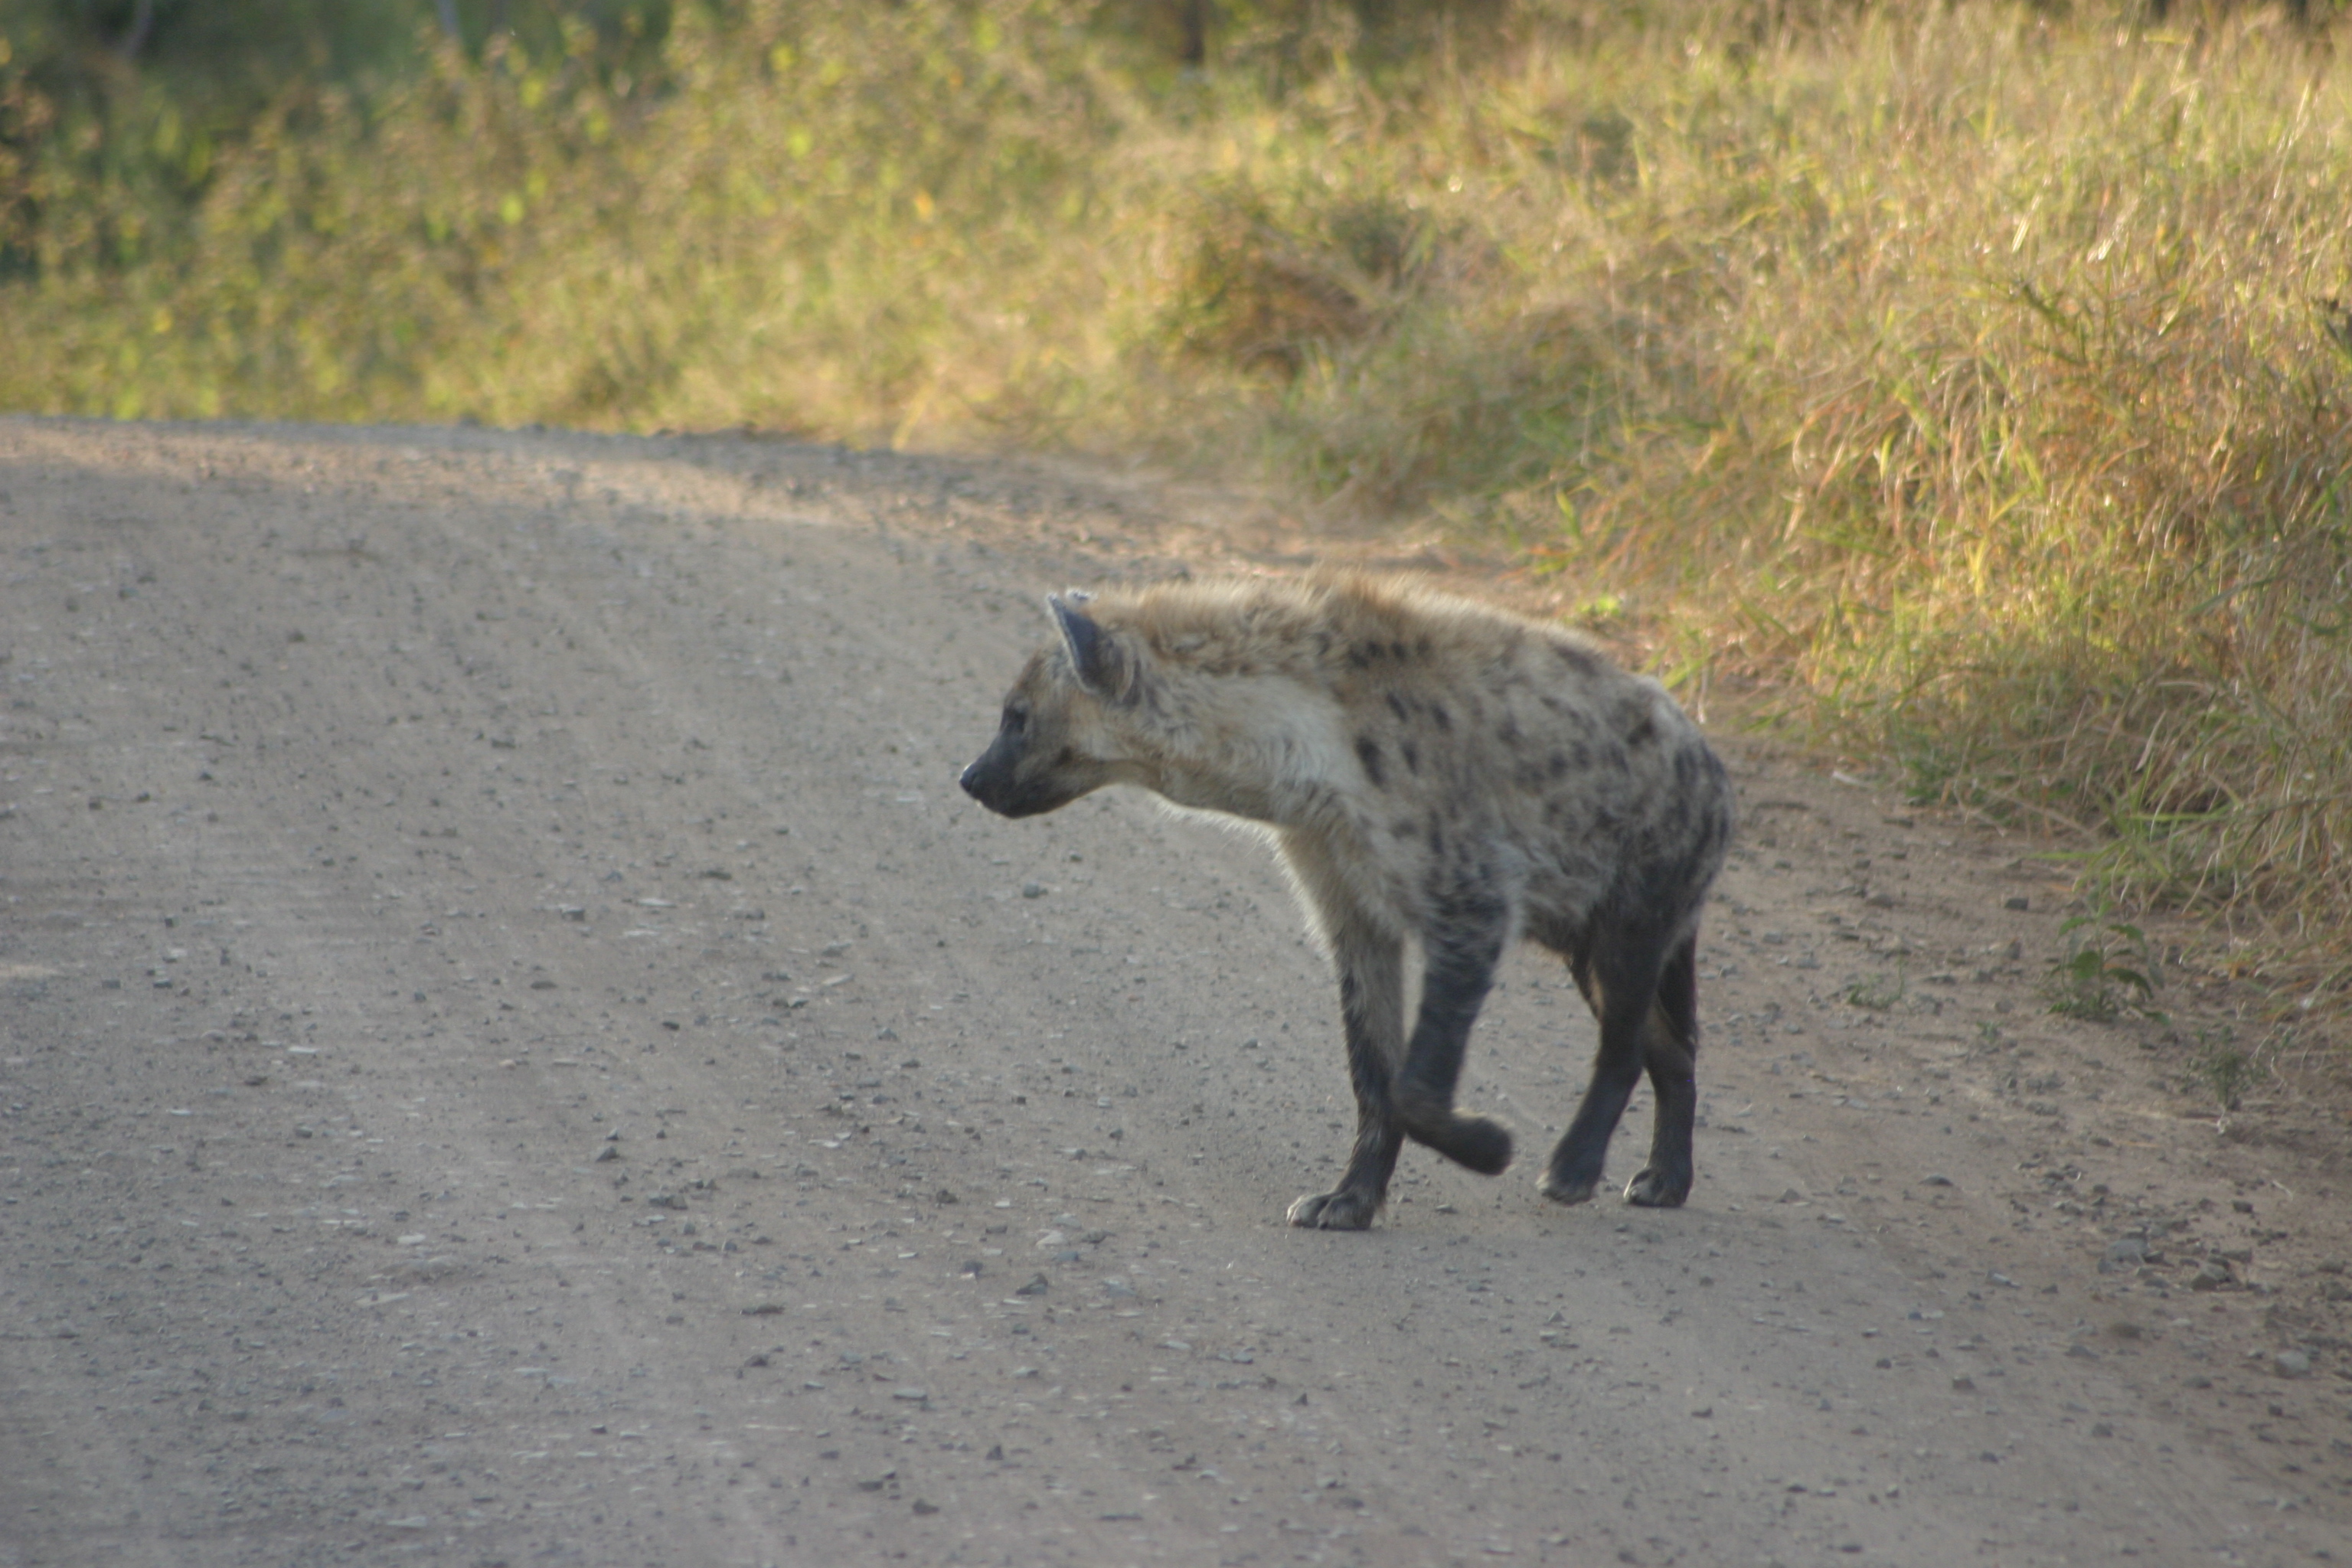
[1,418,2345,1567]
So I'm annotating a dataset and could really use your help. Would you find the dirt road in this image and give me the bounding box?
[0,417,2345,1567]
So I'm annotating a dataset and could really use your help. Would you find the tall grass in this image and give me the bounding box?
[8,0,2352,1006]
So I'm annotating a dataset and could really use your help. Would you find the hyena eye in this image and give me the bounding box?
[1003,702,1030,734]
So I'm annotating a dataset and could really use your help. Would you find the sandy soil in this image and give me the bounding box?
[0,416,2346,1568]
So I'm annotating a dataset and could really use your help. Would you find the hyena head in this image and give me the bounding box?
[959,594,1147,819]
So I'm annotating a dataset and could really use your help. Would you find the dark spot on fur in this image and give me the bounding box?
[1548,750,1570,779]
[1386,692,1410,723]
[1625,714,1656,746]
[1426,815,1446,855]
[1356,735,1387,788]
[1430,704,1452,733]
[1390,641,1410,661]
[1499,720,1524,749]
[1393,818,1417,838]
[1399,740,1420,775]
[1571,741,1591,769]
[1348,643,1373,670]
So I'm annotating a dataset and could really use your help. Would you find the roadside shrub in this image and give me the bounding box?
[10,0,2352,1014]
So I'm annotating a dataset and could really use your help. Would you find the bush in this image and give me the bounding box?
[9,0,2352,1014]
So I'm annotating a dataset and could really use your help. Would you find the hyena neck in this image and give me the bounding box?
[1146,733,1351,831]
[1122,652,1354,829]
[1150,766,1285,824]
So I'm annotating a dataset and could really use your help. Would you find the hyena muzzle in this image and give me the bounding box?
[959,575,1733,1230]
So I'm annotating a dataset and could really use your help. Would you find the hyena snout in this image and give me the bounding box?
[959,737,1067,819]
[959,750,1018,815]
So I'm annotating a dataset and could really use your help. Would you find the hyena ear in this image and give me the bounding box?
[1048,593,1131,700]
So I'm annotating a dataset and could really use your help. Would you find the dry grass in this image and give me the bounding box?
[9,0,2352,1018]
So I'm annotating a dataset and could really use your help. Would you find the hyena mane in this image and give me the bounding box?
[962,571,1734,1229]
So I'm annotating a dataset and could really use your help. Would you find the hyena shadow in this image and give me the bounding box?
[961,572,1733,1230]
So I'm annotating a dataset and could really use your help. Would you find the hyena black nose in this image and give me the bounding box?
[958,760,984,799]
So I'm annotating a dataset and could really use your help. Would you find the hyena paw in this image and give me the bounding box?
[1286,1188,1382,1230]
[1537,1168,1601,1206]
[1439,1115,1514,1176]
[1622,1165,1691,1207]
[1395,1089,1513,1176]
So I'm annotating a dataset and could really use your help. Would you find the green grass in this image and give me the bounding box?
[2042,906,2163,1023]
[8,0,2352,1018]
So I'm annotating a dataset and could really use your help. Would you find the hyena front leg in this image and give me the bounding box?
[1390,907,1514,1176]
[1286,917,1406,1231]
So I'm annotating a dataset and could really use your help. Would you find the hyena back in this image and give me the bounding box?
[959,573,1733,1230]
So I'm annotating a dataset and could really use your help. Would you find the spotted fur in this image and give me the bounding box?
[960,572,1734,1228]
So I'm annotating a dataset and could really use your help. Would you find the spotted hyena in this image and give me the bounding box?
[959,573,1733,1230]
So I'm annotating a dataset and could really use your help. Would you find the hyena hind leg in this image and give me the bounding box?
[1539,942,1664,1207]
[1623,935,1700,1209]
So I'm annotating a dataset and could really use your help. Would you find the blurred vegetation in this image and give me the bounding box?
[7,0,2352,1024]
[0,0,671,277]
